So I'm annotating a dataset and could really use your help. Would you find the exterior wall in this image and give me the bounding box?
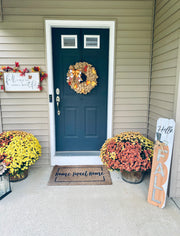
[170,38,180,197]
[0,0,154,165]
[0,0,2,21]
[148,0,180,139]
[148,0,180,197]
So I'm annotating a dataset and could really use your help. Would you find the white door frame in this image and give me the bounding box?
[45,20,115,166]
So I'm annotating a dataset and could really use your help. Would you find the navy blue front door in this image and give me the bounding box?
[52,28,109,151]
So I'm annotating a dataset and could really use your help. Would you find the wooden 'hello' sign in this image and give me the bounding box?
[148,118,175,208]
[3,72,40,92]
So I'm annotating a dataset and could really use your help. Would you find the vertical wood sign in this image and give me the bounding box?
[148,118,175,208]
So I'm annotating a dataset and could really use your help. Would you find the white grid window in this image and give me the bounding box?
[61,35,77,49]
[84,35,100,49]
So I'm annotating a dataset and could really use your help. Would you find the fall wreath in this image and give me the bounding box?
[66,62,98,94]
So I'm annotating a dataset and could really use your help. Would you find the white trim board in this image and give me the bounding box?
[45,20,115,166]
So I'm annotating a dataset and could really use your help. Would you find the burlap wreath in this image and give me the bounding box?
[66,62,98,94]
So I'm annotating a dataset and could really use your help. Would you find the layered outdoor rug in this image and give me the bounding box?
[48,165,112,186]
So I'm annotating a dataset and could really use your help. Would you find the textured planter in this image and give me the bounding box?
[121,170,144,184]
[10,169,28,182]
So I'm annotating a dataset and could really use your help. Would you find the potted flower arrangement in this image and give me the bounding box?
[100,132,154,183]
[0,131,41,181]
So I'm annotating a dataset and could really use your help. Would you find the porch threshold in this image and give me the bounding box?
[56,151,100,156]
[51,151,102,166]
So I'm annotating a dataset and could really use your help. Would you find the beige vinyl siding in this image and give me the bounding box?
[148,0,180,139]
[148,0,180,197]
[0,0,154,165]
[170,38,180,197]
[0,0,2,21]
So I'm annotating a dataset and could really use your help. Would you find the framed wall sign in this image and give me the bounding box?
[3,72,40,92]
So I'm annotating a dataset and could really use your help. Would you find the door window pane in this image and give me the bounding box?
[84,35,100,49]
[61,35,77,48]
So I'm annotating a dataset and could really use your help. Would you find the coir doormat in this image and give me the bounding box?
[48,165,112,186]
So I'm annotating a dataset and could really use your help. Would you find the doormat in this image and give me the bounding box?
[48,165,112,186]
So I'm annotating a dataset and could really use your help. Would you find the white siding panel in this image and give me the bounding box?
[0,0,154,165]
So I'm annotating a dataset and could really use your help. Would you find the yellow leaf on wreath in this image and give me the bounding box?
[91,81,97,86]
[86,80,90,85]
[74,84,77,89]
[92,68,96,74]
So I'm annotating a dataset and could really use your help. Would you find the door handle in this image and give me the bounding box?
[56,96,60,116]
[56,88,60,95]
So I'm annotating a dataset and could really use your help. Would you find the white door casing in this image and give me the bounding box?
[45,20,115,165]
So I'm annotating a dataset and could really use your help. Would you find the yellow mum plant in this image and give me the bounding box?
[0,131,41,177]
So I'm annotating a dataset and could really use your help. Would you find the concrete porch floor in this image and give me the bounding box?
[0,166,180,236]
